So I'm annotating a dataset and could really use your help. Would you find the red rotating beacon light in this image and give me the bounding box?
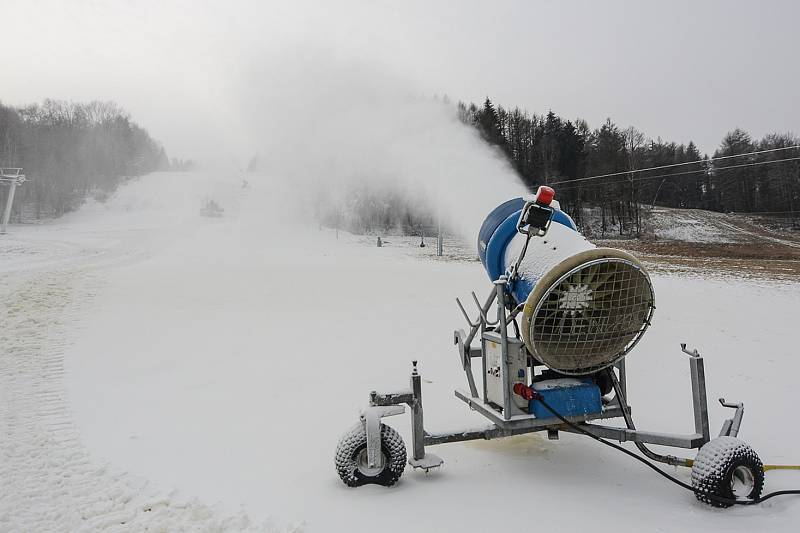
[535,185,555,206]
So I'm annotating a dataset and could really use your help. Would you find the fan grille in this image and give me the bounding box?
[529,258,654,375]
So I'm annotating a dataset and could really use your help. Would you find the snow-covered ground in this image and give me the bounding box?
[2,171,800,532]
[646,206,800,246]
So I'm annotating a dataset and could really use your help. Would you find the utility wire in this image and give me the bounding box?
[731,210,800,216]
[555,155,800,192]
[551,145,800,186]
[696,159,800,201]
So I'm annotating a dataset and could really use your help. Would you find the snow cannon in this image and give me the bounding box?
[477,187,654,375]
[339,185,767,509]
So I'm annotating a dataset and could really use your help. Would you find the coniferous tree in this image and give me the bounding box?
[477,98,504,146]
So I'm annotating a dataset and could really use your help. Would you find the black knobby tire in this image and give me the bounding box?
[691,436,764,507]
[335,422,407,487]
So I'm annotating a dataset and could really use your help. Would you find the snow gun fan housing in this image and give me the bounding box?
[477,190,655,375]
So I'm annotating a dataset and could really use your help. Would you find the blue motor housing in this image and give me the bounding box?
[477,197,579,305]
[530,378,603,419]
[477,197,525,269]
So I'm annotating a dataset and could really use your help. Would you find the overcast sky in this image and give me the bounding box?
[2,0,798,159]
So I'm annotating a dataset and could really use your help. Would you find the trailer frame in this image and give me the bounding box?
[362,276,744,472]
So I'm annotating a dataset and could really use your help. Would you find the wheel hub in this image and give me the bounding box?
[356,448,386,477]
[731,465,756,499]
[558,283,593,314]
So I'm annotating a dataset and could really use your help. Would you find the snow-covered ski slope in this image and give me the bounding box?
[647,206,800,246]
[2,171,800,532]
[0,173,287,532]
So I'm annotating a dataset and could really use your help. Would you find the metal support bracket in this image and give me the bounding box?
[408,453,444,471]
[361,404,404,471]
[682,343,711,445]
[409,361,444,471]
[454,328,480,397]
[369,362,445,473]
[718,398,745,438]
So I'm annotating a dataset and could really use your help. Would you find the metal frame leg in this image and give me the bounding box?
[408,361,443,471]
[370,361,444,471]
[683,344,711,445]
[362,404,404,469]
[1,181,17,234]
[411,361,425,461]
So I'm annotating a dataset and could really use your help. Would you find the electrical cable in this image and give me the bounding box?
[531,394,800,506]
[606,368,690,467]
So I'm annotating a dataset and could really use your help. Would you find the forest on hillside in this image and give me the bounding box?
[459,98,800,236]
[0,100,169,220]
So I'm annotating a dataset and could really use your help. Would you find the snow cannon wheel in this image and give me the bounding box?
[691,436,764,507]
[335,422,407,487]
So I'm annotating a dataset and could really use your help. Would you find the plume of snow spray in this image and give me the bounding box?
[229,48,526,243]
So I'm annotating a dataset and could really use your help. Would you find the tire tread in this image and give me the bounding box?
[691,436,764,507]
[334,422,406,487]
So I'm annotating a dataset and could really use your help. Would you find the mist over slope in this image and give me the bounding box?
[224,51,527,241]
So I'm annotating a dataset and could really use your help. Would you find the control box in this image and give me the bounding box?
[482,331,529,411]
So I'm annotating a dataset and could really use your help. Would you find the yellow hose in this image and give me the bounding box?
[764,464,800,472]
[683,459,800,472]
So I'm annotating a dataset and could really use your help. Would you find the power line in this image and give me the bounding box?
[556,155,800,192]
[731,210,800,215]
[694,157,800,201]
[550,145,800,186]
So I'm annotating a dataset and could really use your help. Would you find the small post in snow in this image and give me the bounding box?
[437,218,443,257]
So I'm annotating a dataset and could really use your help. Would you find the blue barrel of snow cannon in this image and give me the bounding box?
[477,195,579,306]
[476,189,655,376]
